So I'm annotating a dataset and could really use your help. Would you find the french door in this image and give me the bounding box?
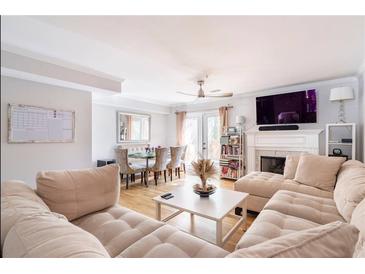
[184,111,220,163]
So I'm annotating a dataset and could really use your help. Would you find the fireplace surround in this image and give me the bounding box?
[246,128,323,173]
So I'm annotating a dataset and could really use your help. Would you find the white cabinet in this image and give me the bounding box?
[326,123,356,160]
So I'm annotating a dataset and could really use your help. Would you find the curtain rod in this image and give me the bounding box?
[175,105,233,114]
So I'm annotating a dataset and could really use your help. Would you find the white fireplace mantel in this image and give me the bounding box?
[245,129,323,173]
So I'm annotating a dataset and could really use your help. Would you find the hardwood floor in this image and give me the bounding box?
[119,172,256,252]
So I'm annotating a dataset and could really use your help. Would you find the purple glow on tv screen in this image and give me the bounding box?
[256,90,317,125]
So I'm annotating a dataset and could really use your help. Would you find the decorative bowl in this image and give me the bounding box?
[193,184,217,197]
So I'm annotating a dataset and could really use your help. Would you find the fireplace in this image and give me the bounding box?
[260,156,286,174]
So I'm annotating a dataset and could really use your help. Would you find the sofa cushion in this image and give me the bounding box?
[36,164,120,221]
[234,172,285,198]
[334,160,365,222]
[351,198,365,257]
[236,209,319,249]
[228,221,359,258]
[72,205,164,257]
[3,214,109,258]
[1,181,52,247]
[118,224,229,258]
[294,154,346,192]
[234,172,332,200]
[283,154,301,179]
[264,190,344,224]
[280,180,333,198]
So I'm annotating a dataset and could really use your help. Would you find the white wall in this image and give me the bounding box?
[92,103,169,164]
[171,76,363,159]
[1,76,92,187]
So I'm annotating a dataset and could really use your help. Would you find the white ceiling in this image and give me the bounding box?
[3,16,365,106]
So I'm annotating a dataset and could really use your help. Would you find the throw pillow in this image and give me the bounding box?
[283,154,301,179]
[36,164,120,221]
[294,154,346,192]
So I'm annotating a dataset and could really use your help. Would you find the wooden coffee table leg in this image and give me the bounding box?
[216,219,223,247]
[155,201,161,221]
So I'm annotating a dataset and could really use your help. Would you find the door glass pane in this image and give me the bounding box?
[207,115,220,160]
[184,117,199,163]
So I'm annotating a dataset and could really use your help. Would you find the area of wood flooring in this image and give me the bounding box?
[119,173,256,252]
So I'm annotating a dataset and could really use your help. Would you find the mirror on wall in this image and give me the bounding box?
[117,112,150,143]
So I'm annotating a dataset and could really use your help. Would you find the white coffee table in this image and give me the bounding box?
[153,187,249,247]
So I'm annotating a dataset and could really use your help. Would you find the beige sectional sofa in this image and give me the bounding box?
[232,159,365,257]
[1,165,228,258]
[1,159,365,258]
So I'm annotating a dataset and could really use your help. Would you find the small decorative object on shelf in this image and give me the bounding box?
[227,127,237,133]
[191,158,218,197]
[220,127,245,180]
[332,148,342,155]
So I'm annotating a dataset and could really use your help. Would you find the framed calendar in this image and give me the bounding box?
[8,104,75,143]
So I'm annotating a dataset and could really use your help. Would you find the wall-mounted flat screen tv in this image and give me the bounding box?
[256,89,317,125]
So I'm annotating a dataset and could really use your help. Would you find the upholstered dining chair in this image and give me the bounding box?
[116,148,146,189]
[166,146,184,181]
[147,147,168,185]
[180,145,188,174]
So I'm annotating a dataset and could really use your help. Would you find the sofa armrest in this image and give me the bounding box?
[226,222,358,258]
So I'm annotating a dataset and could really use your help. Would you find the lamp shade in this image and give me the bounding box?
[235,115,245,125]
[329,87,354,101]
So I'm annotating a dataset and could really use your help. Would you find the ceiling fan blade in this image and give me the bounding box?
[177,91,197,97]
[208,89,221,93]
[205,92,233,98]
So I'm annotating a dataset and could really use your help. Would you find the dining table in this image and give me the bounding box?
[128,151,156,186]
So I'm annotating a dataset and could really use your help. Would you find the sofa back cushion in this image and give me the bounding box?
[1,180,52,248]
[3,214,110,258]
[334,160,365,222]
[351,198,365,257]
[36,164,120,221]
[294,154,346,192]
[283,154,301,179]
[228,221,359,258]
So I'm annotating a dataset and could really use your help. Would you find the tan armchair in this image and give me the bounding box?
[116,148,146,189]
[148,147,168,185]
[166,146,184,181]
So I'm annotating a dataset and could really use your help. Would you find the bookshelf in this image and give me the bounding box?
[220,128,245,180]
[325,123,356,160]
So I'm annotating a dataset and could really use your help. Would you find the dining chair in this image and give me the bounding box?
[148,147,168,185]
[166,146,184,181]
[180,145,188,174]
[116,148,146,189]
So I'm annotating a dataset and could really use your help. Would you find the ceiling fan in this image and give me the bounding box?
[177,79,233,98]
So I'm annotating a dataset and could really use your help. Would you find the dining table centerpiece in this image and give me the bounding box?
[191,158,218,197]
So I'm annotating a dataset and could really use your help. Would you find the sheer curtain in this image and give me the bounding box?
[218,106,229,135]
[176,111,186,145]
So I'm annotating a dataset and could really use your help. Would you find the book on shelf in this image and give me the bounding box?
[221,166,238,179]
[221,145,241,156]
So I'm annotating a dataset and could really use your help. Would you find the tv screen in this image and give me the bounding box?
[256,90,317,125]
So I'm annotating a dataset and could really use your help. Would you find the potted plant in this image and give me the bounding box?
[191,158,218,197]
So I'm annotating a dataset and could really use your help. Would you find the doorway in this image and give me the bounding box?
[184,111,220,163]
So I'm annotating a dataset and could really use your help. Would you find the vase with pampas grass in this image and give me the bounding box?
[191,158,218,197]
